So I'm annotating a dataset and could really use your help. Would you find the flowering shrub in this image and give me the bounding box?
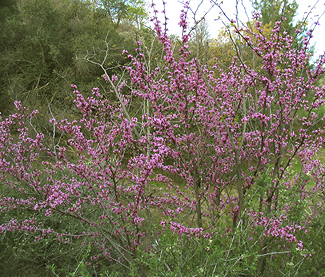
[1,3,325,276]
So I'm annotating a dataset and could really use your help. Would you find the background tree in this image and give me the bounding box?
[253,0,299,32]
[88,0,147,28]
[208,0,304,74]
[188,19,211,63]
[253,0,308,51]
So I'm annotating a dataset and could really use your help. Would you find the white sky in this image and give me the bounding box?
[149,0,325,57]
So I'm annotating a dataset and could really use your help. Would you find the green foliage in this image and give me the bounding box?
[253,0,307,50]
[0,0,17,23]
[254,0,298,26]
[90,0,148,28]
[0,0,147,139]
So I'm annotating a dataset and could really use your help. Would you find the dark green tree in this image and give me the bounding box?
[253,0,299,31]
[253,0,307,50]
[89,0,147,28]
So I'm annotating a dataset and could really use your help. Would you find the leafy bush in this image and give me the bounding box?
[1,2,325,277]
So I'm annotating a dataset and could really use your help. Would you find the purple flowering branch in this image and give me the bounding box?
[1,2,325,275]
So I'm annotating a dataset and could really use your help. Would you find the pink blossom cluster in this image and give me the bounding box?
[0,4,325,270]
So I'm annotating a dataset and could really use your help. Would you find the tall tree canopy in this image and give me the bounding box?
[89,0,147,28]
[253,0,302,39]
